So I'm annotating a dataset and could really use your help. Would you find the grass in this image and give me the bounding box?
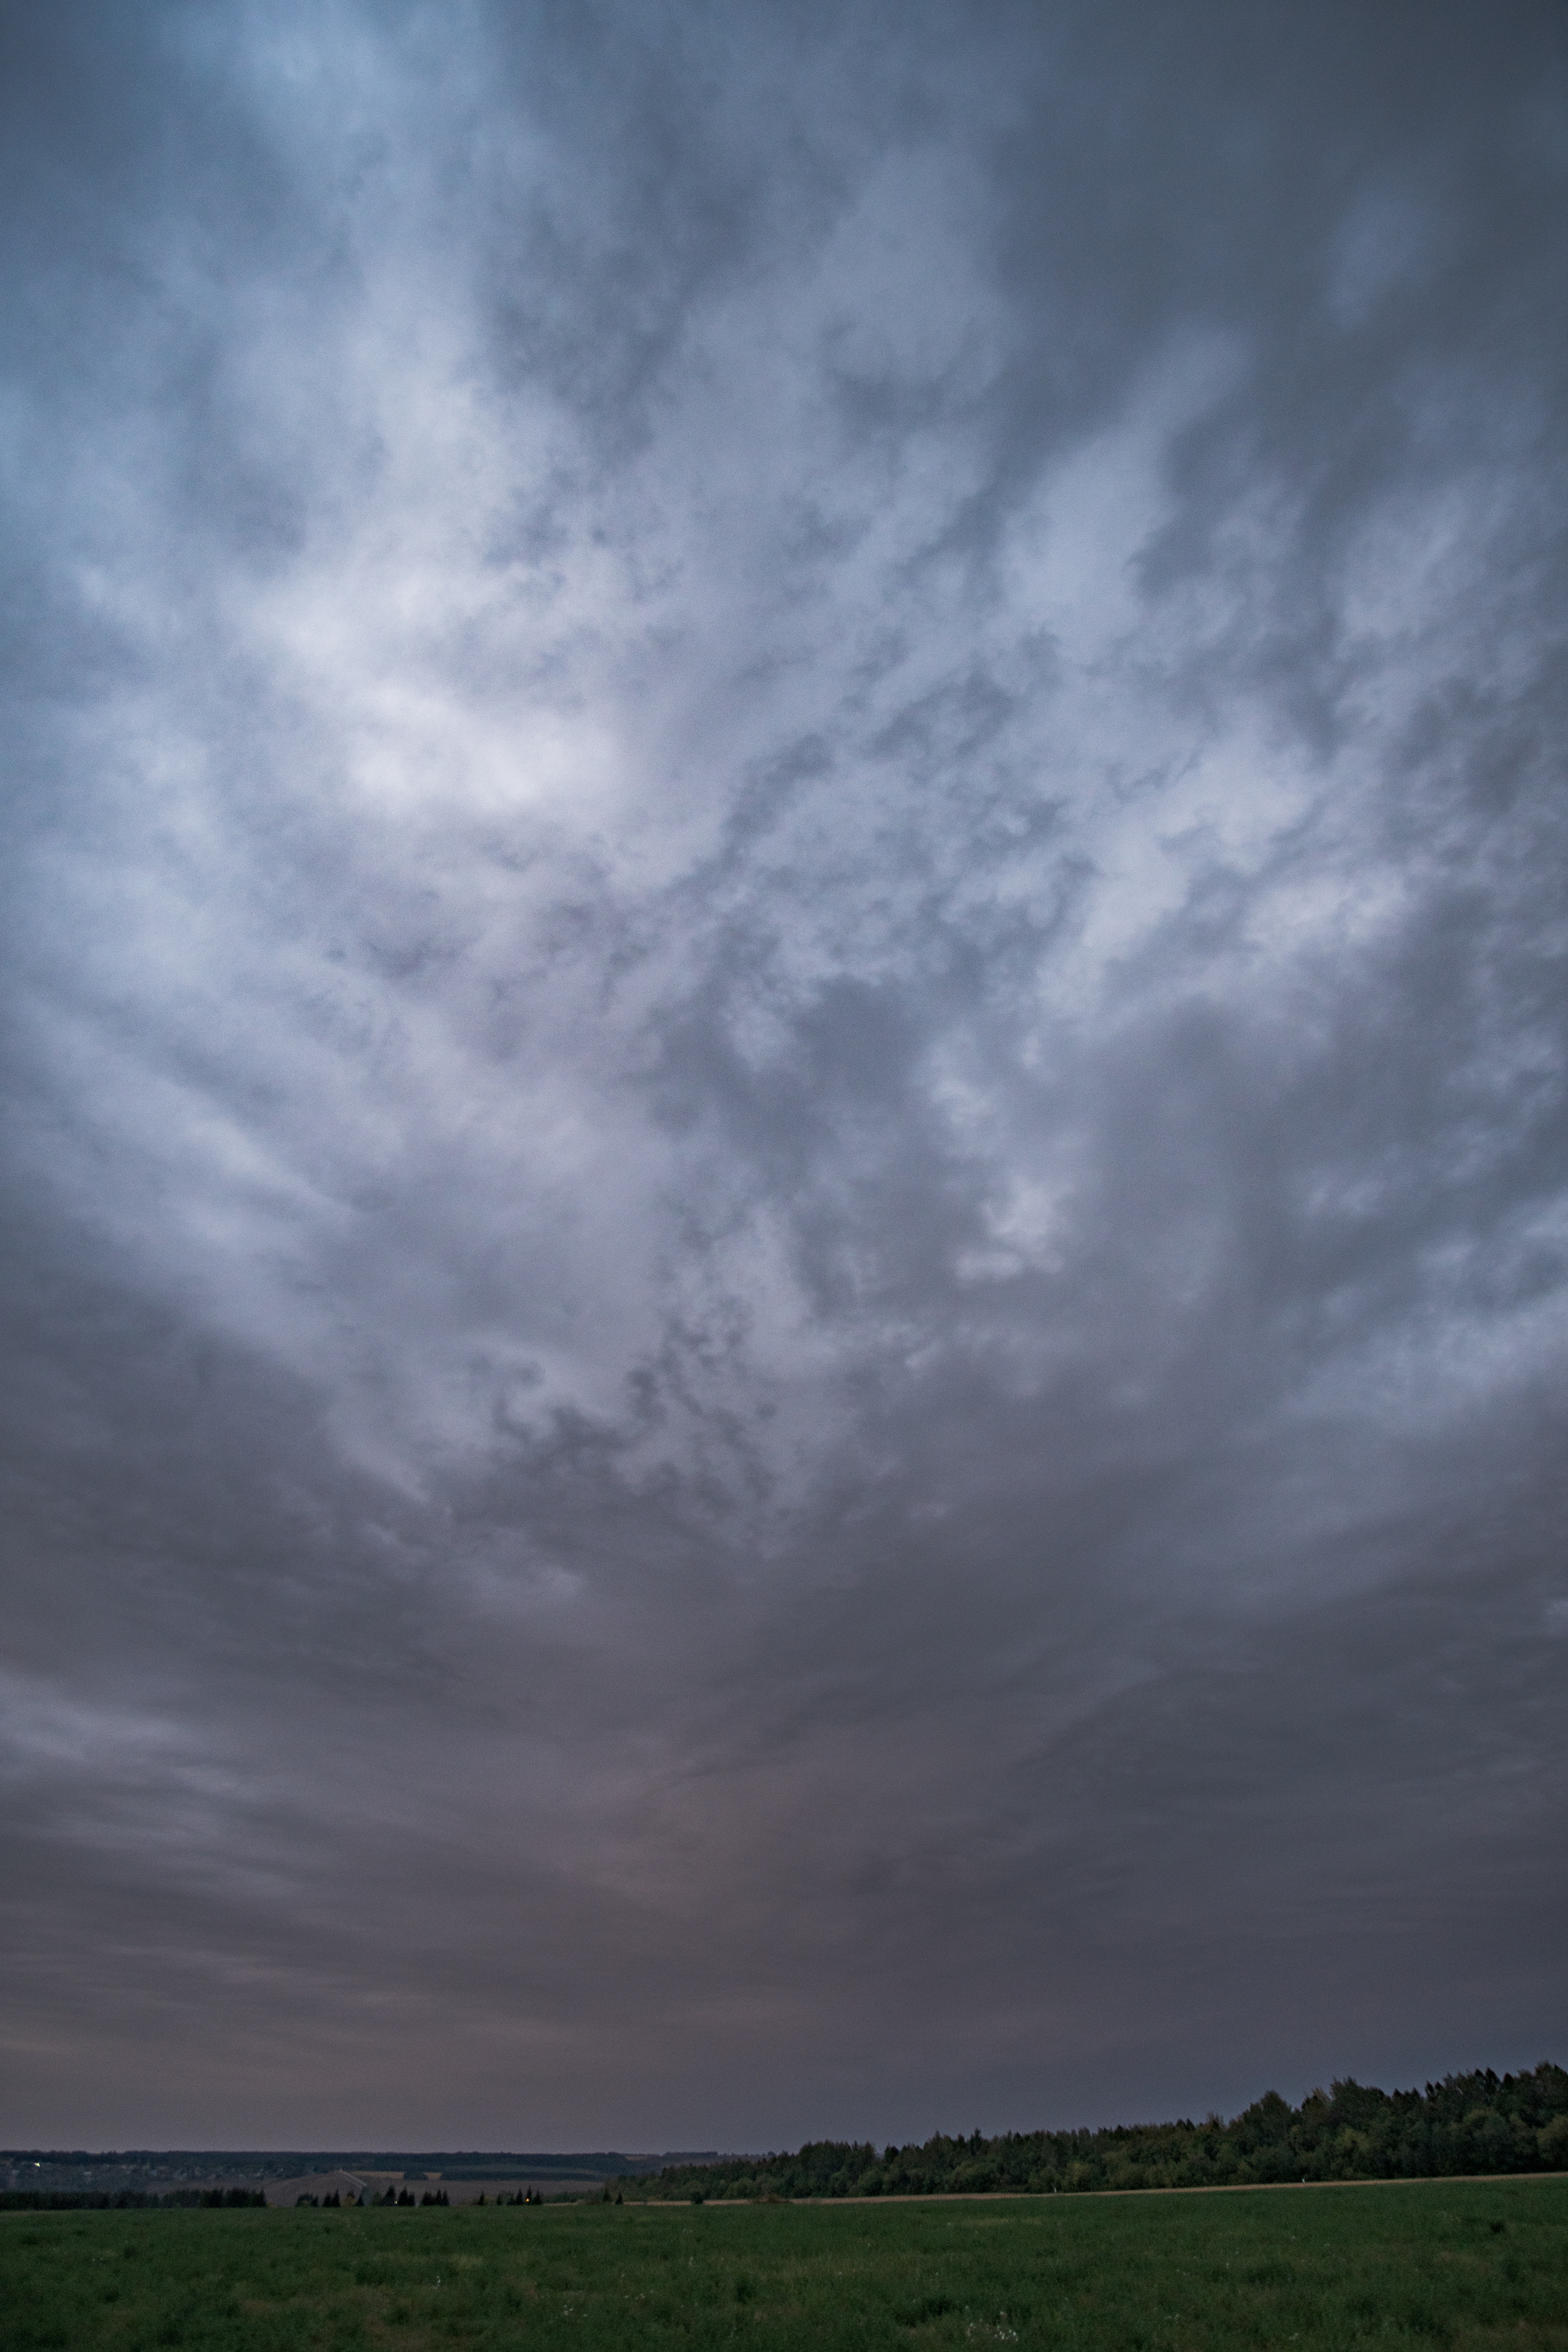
[1,2177,1565,2350]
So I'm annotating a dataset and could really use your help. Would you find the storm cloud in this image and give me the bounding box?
[2,1,1565,2152]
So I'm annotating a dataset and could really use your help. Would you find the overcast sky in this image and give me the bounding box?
[2,1,1565,2156]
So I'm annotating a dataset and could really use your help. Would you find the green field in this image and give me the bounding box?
[2,2178,1565,2350]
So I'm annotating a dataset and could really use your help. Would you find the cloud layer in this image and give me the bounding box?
[2,0,1565,2149]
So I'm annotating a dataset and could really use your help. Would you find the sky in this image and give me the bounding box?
[2,0,1566,2157]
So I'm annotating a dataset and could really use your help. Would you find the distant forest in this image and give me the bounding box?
[5,2067,1562,2213]
[634,2064,1568,2202]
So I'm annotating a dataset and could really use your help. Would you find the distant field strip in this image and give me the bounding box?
[3,2174,1566,2349]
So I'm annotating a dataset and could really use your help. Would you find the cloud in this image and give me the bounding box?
[1,0,1564,2148]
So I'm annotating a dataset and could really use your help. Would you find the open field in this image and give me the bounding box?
[2,2176,1565,2350]
[256,2175,616,2208]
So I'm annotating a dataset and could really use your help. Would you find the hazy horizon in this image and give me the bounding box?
[2,1,1565,2152]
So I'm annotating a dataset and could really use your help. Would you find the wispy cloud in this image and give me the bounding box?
[2,0,1564,2149]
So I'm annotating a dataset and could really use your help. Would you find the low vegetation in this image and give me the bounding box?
[2,2175,1566,2349]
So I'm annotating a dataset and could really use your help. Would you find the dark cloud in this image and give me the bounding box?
[2,0,1564,2150]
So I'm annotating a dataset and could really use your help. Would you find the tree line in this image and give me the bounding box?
[631,2063,1568,2203]
[293,2187,556,2207]
[0,2187,267,2211]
